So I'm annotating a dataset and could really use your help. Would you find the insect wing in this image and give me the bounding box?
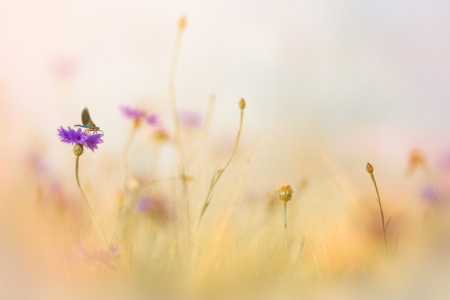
[81,107,94,127]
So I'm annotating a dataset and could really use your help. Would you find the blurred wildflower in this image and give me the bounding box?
[50,182,73,212]
[179,110,202,128]
[421,185,442,204]
[75,240,121,267]
[415,150,450,206]
[406,149,427,175]
[136,197,169,222]
[276,184,293,202]
[152,126,170,142]
[25,152,47,175]
[120,106,146,121]
[146,114,160,126]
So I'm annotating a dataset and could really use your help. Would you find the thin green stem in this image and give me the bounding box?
[370,173,389,257]
[75,156,113,260]
[284,202,289,269]
[194,108,244,239]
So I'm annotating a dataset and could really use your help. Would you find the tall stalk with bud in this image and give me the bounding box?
[276,184,293,268]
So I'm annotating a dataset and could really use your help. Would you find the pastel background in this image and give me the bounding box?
[1,0,450,299]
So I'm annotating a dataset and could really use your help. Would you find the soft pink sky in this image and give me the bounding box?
[1,0,450,169]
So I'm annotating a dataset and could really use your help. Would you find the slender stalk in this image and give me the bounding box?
[370,172,389,257]
[75,156,113,260]
[194,107,244,238]
[118,125,138,243]
[168,18,189,221]
[284,202,289,268]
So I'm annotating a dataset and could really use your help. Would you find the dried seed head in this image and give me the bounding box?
[73,144,84,156]
[366,163,373,174]
[276,184,293,202]
[178,16,186,30]
[239,98,246,110]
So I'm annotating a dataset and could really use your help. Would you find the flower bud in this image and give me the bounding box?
[276,184,293,202]
[366,163,373,174]
[73,144,84,156]
[239,98,246,110]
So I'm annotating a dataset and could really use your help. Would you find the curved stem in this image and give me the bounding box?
[194,108,244,238]
[75,156,113,260]
[370,173,389,257]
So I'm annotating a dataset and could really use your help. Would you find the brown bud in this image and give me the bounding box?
[239,98,246,110]
[366,163,373,174]
[73,144,84,156]
[276,184,293,202]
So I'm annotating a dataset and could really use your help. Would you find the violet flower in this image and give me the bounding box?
[83,133,104,152]
[146,114,160,126]
[421,185,441,204]
[25,152,48,175]
[57,126,86,145]
[57,126,103,152]
[178,110,202,128]
[120,106,146,121]
[136,197,169,222]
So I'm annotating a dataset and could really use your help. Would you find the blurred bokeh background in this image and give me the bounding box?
[1,0,450,299]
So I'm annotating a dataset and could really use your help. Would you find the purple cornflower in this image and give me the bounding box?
[57,126,86,145]
[120,105,146,120]
[57,126,103,152]
[146,114,160,126]
[83,133,104,152]
[179,110,202,128]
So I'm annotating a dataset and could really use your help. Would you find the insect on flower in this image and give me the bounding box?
[75,107,104,135]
